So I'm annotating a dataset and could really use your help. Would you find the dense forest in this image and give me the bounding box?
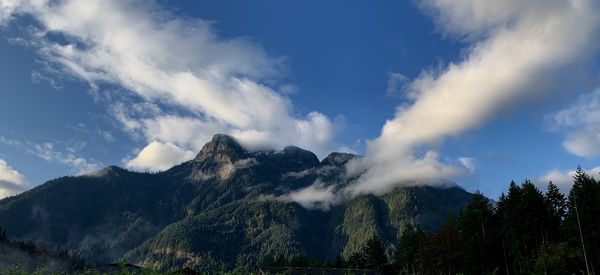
[265,167,600,275]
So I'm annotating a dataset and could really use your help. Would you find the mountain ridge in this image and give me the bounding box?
[0,134,474,271]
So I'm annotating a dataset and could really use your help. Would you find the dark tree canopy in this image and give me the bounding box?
[400,170,600,275]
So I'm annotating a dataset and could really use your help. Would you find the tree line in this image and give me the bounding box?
[263,167,600,274]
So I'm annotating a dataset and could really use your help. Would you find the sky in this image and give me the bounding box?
[0,0,599,201]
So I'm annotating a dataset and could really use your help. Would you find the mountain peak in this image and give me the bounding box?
[272,145,320,171]
[321,152,359,166]
[194,134,246,162]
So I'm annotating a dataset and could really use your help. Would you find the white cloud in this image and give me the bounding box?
[344,0,600,196]
[344,151,462,197]
[562,128,600,158]
[545,89,600,158]
[125,141,195,171]
[276,181,340,210]
[0,0,340,165]
[141,115,223,152]
[458,157,476,173]
[538,166,600,194]
[0,159,27,199]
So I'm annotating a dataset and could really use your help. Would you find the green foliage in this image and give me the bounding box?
[564,167,600,274]
[394,224,424,273]
[363,235,388,270]
[395,169,600,275]
[346,235,388,270]
[288,254,309,267]
[457,192,497,274]
[545,181,566,243]
[415,216,464,274]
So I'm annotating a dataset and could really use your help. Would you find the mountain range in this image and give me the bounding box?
[0,134,474,271]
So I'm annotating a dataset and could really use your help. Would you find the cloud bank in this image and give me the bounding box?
[0,159,27,199]
[0,0,340,170]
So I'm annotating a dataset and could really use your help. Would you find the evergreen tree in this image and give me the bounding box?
[544,181,566,243]
[416,216,464,274]
[309,257,322,267]
[0,226,6,243]
[564,167,600,273]
[289,254,309,267]
[347,250,367,268]
[495,192,513,275]
[261,256,275,267]
[394,224,424,274]
[364,235,388,270]
[500,180,547,273]
[274,255,288,267]
[333,254,346,268]
[458,192,498,274]
[347,235,388,270]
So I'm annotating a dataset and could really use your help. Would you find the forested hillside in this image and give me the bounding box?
[0,134,473,272]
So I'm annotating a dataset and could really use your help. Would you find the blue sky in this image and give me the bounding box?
[0,0,599,200]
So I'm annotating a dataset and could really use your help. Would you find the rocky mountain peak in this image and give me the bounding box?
[194,134,246,162]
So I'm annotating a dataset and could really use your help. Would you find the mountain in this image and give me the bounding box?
[0,134,474,272]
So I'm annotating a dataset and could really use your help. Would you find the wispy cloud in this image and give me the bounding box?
[28,142,101,175]
[458,157,476,173]
[0,159,27,199]
[1,136,101,175]
[0,0,342,171]
[545,89,600,158]
[386,72,409,97]
[31,70,63,89]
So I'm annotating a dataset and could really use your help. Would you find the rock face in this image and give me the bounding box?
[194,134,247,163]
[0,134,474,271]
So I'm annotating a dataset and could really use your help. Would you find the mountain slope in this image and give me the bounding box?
[0,134,473,271]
